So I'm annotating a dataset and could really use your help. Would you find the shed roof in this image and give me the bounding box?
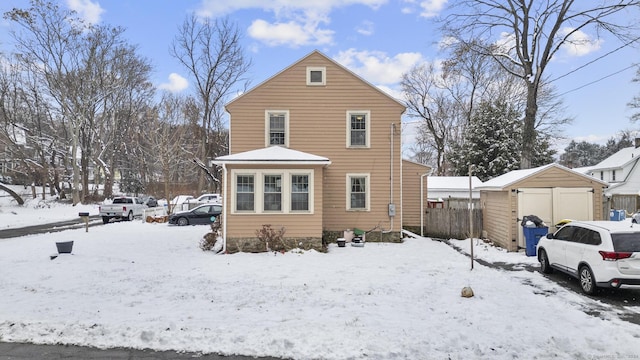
[428,176,483,191]
[213,146,331,166]
[476,163,608,190]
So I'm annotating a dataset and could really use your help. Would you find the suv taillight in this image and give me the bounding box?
[599,251,632,261]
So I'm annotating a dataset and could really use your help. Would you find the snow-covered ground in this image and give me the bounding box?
[1,187,640,359]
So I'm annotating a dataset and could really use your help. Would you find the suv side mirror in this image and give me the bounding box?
[546,233,554,239]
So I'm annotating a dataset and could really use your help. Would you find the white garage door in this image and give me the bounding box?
[516,187,593,249]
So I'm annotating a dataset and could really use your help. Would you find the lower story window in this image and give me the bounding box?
[231,170,314,214]
[236,175,255,211]
[264,175,282,211]
[347,174,369,211]
[291,175,309,211]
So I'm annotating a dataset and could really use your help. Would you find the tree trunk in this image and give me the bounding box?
[521,83,538,169]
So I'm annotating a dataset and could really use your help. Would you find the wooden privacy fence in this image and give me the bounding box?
[422,208,483,240]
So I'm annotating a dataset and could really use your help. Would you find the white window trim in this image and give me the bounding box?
[346,110,371,148]
[231,169,314,215]
[346,173,370,212]
[306,66,326,86]
[233,173,256,213]
[265,110,290,148]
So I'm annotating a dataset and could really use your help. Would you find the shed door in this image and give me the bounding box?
[517,189,553,249]
[516,187,593,249]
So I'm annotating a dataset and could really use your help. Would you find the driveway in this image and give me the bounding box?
[0,341,289,360]
[443,239,640,325]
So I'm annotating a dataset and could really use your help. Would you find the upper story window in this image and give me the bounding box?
[306,66,326,86]
[265,110,289,147]
[600,171,603,181]
[347,111,370,148]
[612,170,617,181]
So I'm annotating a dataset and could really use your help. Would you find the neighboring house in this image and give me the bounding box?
[581,141,640,214]
[214,50,417,252]
[427,176,483,209]
[477,163,608,252]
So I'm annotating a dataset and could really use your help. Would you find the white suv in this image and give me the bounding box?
[536,221,640,295]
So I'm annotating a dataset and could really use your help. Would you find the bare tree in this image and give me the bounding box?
[629,66,640,122]
[440,0,640,168]
[148,92,191,212]
[402,62,459,175]
[5,0,155,203]
[170,15,250,194]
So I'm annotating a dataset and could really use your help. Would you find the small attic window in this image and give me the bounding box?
[307,66,326,86]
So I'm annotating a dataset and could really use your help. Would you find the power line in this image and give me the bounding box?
[557,63,638,97]
[550,36,640,83]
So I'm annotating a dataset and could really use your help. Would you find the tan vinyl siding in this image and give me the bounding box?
[226,52,404,235]
[481,191,515,251]
[223,164,324,239]
[402,160,430,228]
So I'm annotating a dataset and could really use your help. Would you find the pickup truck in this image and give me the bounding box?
[99,196,145,224]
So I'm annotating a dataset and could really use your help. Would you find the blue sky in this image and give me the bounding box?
[1,0,639,155]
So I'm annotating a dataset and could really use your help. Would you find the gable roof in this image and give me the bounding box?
[476,163,608,190]
[213,146,331,166]
[225,50,405,110]
[590,146,640,170]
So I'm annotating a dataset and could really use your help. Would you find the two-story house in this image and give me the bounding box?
[582,139,640,213]
[214,50,429,252]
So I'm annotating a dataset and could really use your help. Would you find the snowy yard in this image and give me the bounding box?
[0,195,640,359]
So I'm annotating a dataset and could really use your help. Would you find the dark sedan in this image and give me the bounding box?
[168,204,222,226]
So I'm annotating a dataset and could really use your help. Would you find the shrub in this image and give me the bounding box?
[200,215,223,252]
[256,224,287,252]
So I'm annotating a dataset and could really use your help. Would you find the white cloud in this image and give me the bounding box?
[333,49,424,85]
[400,0,446,18]
[66,0,104,24]
[356,20,374,36]
[158,73,189,93]
[196,0,386,47]
[417,0,447,18]
[248,19,334,47]
[559,28,603,57]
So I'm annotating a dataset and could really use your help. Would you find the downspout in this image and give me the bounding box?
[221,163,228,254]
[421,172,428,237]
[387,123,394,233]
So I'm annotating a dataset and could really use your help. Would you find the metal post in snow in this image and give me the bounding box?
[469,164,474,271]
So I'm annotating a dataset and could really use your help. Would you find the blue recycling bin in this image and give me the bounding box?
[609,210,625,221]
[524,226,548,257]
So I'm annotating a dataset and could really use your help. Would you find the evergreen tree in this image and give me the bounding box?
[449,101,521,181]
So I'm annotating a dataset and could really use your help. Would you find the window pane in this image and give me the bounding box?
[264,175,282,211]
[350,176,366,209]
[291,175,309,211]
[236,175,254,211]
[269,114,286,145]
[350,114,366,146]
[310,70,323,83]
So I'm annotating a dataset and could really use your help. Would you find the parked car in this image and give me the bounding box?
[99,196,146,224]
[631,211,640,224]
[194,193,222,204]
[140,195,158,207]
[537,221,640,295]
[168,204,223,226]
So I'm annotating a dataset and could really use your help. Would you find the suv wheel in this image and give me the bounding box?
[579,265,596,295]
[538,249,553,274]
